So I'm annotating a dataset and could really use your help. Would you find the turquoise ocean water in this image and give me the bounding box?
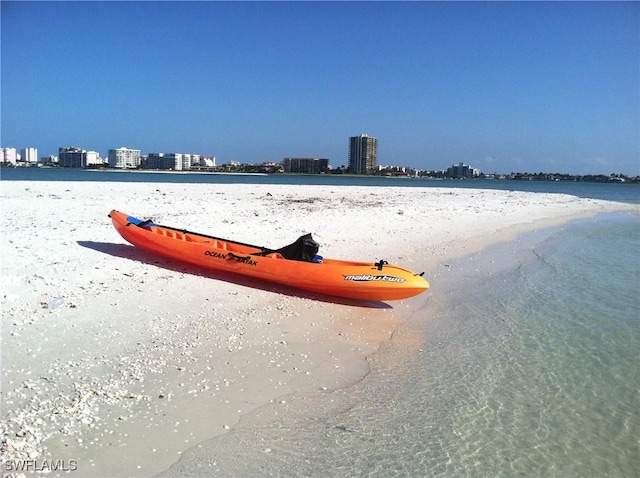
[160,211,639,477]
[3,169,639,476]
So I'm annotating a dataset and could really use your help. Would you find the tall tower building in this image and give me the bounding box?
[348,134,377,174]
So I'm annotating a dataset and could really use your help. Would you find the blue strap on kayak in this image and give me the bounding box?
[127,216,156,228]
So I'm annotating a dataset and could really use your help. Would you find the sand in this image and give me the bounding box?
[1,180,634,477]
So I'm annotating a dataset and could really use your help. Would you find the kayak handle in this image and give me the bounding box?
[374,260,388,271]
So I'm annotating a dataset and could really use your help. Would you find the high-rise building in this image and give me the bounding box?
[348,134,377,174]
[446,162,479,178]
[0,148,18,165]
[58,147,85,168]
[182,154,200,170]
[146,153,184,170]
[58,147,102,168]
[22,147,38,163]
[108,147,141,169]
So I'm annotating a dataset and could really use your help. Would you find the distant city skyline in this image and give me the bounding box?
[2,1,638,176]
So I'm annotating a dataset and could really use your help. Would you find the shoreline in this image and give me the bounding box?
[164,210,639,477]
[2,166,639,184]
[1,181,635,477]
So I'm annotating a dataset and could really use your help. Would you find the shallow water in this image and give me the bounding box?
[161,211,639,477]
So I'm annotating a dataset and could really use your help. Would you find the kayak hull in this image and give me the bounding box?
[109,210,429,301]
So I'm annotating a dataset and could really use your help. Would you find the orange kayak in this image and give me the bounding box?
[109,210,429,301]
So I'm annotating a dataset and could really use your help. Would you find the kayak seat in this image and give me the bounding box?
[273,234,319,262]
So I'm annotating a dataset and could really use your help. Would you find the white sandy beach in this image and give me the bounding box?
[1,180,634,477]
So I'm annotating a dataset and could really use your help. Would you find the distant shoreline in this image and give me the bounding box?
[1,164,639,184]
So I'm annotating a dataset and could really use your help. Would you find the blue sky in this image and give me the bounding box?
[2,1,638,175]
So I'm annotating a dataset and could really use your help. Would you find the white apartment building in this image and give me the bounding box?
[108,147,141,169]
[182,154,200,170]
[85,151,102,166]
[0,148,18,165]
[22,147,38,163]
